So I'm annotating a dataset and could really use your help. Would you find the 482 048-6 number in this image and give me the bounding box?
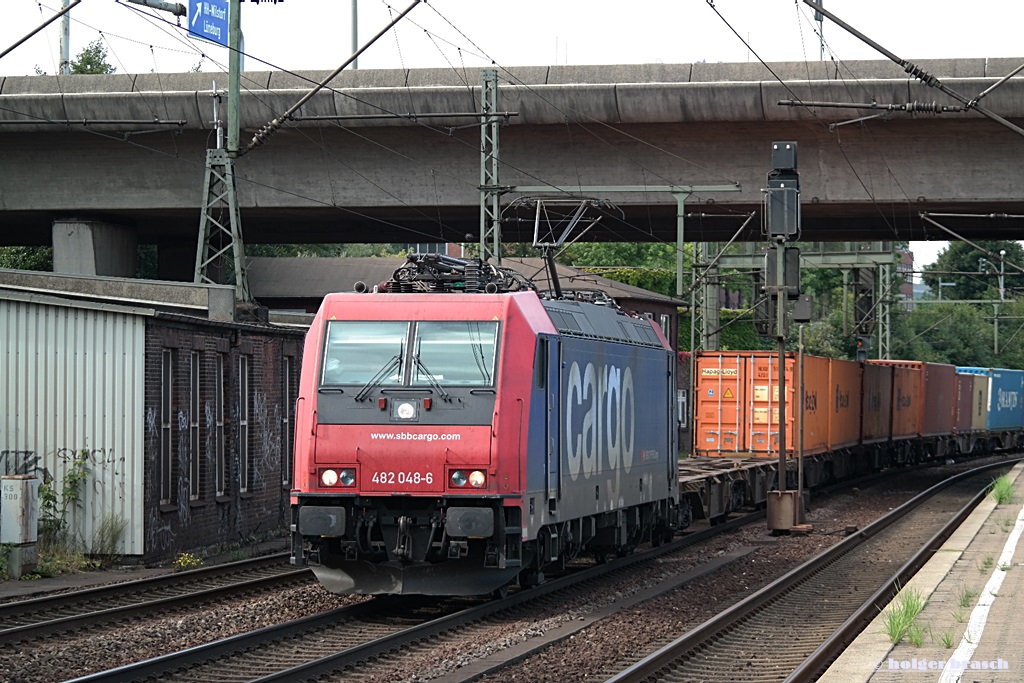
[371,471,434,485]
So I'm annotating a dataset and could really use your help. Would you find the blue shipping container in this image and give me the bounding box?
[956,367,1024,431]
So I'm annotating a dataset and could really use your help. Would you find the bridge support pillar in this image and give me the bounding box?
[52,219,137,277]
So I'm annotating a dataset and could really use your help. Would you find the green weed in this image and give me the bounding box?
[939,628,956,649]
[881,586,926,643]
[991,475,1015,505]
[907,622,926,647]
[89,513,128,567]
[957,584,978,608]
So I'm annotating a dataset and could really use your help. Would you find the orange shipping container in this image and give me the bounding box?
[694,351,830,458]
[828,358,863,451]
[693,353,744,455]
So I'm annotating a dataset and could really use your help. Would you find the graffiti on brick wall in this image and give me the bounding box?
[251,391,281,492]
[204,401,216,466]
[145,405,158,451]
[147,504,176,552]
[176,409,191,523]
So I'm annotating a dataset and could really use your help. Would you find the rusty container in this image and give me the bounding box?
[827,358,863,451]
[889,364,922,440]
[922,362,959,437]
[870,360,957,438]
[955,373,976,435]
[861,361,893,445]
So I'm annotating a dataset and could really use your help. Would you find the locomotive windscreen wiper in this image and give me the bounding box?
[354,354,402,402]
[412,354,451,402]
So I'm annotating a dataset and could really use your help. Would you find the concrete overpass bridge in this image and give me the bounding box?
[2,57,1024,277]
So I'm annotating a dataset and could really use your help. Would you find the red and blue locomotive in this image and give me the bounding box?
[290,255,681,596]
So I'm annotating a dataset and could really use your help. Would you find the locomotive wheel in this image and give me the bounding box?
[490,582,511,599]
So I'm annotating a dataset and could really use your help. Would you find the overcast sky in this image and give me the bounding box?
[4,0,1023,268]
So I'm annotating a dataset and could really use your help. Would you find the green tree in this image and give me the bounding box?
[246,243,406,258]
[0,246,53,271]
[922,240,1024,301]
[70,39,115,75]
[559,241,676,270]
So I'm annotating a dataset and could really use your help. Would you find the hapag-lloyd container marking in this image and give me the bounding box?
[996,387,1020,411]
[565,360,635,480]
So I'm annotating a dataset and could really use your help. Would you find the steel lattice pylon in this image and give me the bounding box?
[479,69,501,264]
[693,243,719,353]
[877,261,893,359]
[195,148,250,302]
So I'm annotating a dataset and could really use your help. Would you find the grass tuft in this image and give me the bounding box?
[882,586,926,644]
[991,475,1015,505]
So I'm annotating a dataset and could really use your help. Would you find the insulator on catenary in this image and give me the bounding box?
[248,119,281,148]
[464,261,481,293]
[903,101,957,113]
[903,62,939,87]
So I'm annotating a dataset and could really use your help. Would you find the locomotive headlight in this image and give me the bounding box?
[393,400,418,420]
[339,469,356,486]
[450,470,468,487]
[468,470,486,488]
[320,469,339,487]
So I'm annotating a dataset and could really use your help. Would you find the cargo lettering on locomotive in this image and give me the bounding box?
[565,360,636,480]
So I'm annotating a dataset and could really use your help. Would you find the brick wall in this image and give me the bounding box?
[142,316,304,563]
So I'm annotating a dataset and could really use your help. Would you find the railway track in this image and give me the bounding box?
[606,459,1018,683]
[0,554,309,644]
[67,513,764,683]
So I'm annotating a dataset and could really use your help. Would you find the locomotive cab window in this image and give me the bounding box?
[412,321,499,387]
[321,321,408,386]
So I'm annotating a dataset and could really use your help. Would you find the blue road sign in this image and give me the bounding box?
[189,0,229,48]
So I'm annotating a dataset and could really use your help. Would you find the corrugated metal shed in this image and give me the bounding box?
[0,290,148,555]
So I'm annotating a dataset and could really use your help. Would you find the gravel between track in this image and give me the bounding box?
[0,463,991,683]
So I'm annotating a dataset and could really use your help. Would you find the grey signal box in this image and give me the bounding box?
[771,141,797,170]
[766,141,800,239]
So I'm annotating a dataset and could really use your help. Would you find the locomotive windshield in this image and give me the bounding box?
[321,321,408,386]
[321,320,499,387]
[412,321,498,386]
